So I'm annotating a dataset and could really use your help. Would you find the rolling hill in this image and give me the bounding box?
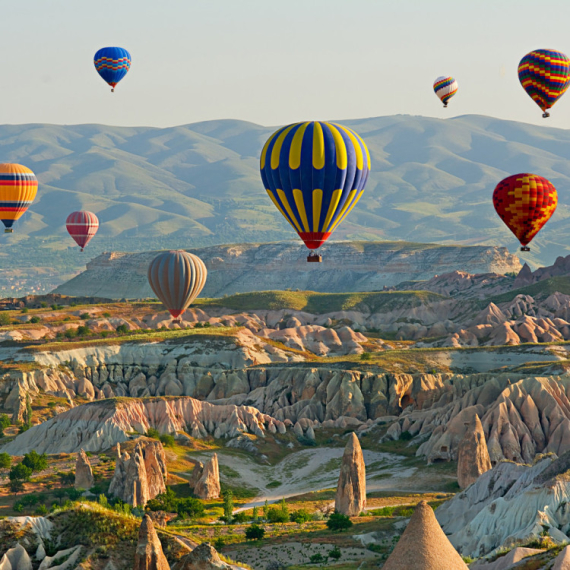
[1,114,570,294]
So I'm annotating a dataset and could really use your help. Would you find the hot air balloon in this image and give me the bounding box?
[0,164,38,233]
[260,121,370,262]
[94,47,131,92]
[147,250,207,322]
[518,49,570,118]
[493,173,557,251]
[433,76,458,107]
[66,211,99,252]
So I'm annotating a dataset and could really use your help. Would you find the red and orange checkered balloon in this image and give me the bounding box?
[493,173,557,249]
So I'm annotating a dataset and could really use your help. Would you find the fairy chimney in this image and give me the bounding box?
[457,414,491,489]
[334,432,366,516]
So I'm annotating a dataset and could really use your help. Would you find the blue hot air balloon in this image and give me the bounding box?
[260,121,370,261]
[94,47,131,92]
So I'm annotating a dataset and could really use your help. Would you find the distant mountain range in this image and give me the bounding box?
[1,114,570,294]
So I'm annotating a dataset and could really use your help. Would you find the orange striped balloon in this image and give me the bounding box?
[147,250,207,321]
[0,164,38,233]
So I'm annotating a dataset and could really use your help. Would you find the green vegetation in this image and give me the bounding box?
[245,524,265,540]
[485,276,570,305]
[197,290,445,314]
[0,313,10,325]
[22,450,48,472]
[0,452,11,468]
[326,512,353,531]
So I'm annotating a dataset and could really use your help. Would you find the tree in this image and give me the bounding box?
[223,489,234,524]
[263,499,269,521]
[53,488,67,505]
[290,509,311,524]
[146,487,178,512]
[159,434,175,447]
[0,313,10,326]
[116,324,129,334]
[0,452,11,469]
[65,487,83,501]
[22,450,48,473]
[146,428,160,439]
[245,524,265,541]
[176,497,205,520]
[0,414,10,430]
[310,554,324,564]
[252,506,258,521]
[326,512,353,532]
[9,463,32,492]
[267,507,288,524]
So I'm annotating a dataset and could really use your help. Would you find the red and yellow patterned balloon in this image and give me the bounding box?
[493,173,557,251]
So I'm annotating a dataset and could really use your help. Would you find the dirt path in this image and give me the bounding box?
[191,447,417,511]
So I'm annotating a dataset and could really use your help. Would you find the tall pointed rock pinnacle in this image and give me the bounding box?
[334,432,366,516]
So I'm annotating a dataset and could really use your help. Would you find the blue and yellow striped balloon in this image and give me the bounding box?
[260,121,370,250]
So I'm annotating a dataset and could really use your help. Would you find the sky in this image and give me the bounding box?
[3,0,570,129]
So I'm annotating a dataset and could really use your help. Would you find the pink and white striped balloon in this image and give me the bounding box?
[66,210,99,251]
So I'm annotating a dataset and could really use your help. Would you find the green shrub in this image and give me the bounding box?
[159,434,175,447]
[326,512,353,532]
[64,329,76,339]
[80,313,90,320]
[310,553,324,563]
[0,452,12,469]
[360,352,372,361]
[214,538,225,550]
[102,312,111,318]
[21,307,28,314]
[146,428,160,439]
[30,316,41,324]
[245,524,265,540]
[176,497,204,520]
[0,414,10,429]
[400,431,413,441]
[76,325,90,336]
[0,313,11,326]
[290,509,312,524]
[267,507,288,524]
[9,463,32,484]
[35,504,48,515]
[329,546,341,560]
[23,450,48,472]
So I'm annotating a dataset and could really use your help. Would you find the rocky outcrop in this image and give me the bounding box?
[193,454,221,500]
[55,242,522,299]
[469,547,543,570]
[436,453,570,558]
[335,433,366,516]
[109,440,167,507]
[0,543,32,570]
[38,546,82,569]
[457,415,491,489]
[553,545,570,570]
[172,542,231,570]
[383,501,468,569]
[2,397,285,455]
[133,515,170,570]
[74,449,94,490]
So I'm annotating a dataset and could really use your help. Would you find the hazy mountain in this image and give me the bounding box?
[1,114,569,294]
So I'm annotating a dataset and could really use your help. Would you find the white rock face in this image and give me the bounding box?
[1,396,285,455]
[436,453,570,558]
[0,544,32,570]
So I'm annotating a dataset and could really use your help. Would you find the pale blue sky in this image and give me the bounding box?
[3,0,570,128]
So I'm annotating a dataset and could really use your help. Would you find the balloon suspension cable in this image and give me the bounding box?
[543,112,550,118]
[520,246,531,252]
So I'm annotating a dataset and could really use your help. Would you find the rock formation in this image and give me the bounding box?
[172,542,231,570]
[436,452,570,558]
[193,454,221,499]
[133,514,169,570]
[55,241,521,299]
[469,547,543,570]
[109,440,167,507]
[2,396,285,455]
[383,501,468,570]
[0,543,32,570]
[553,545,570,570]
[457,415,491,489]
[74,449,94,490]
[334,432,366,516]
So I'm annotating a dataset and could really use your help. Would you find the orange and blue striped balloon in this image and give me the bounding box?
[260,121,370,250]
[94,47,131,92]
[518,49,570,118]
[0,164,38,233]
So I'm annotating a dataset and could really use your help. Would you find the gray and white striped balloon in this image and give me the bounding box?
[147,250,207,319]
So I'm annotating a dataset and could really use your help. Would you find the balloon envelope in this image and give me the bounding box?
[518,49,570,115]
[260,121,370,250]
[433,76,458,107]
[0,164,38,233]
[66,210,99,251]
[147,250,207,319]
[493,173,557,248]
[94,47,131,90]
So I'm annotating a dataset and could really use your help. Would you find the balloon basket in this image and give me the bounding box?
[80,248,84,252]
[307,253,322,263]
[4,229,12,233]
[111,88,115,93]
[543,112,550,118]
[443,104,448,108]
[173,318,182,324]
[520,246,530,252]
